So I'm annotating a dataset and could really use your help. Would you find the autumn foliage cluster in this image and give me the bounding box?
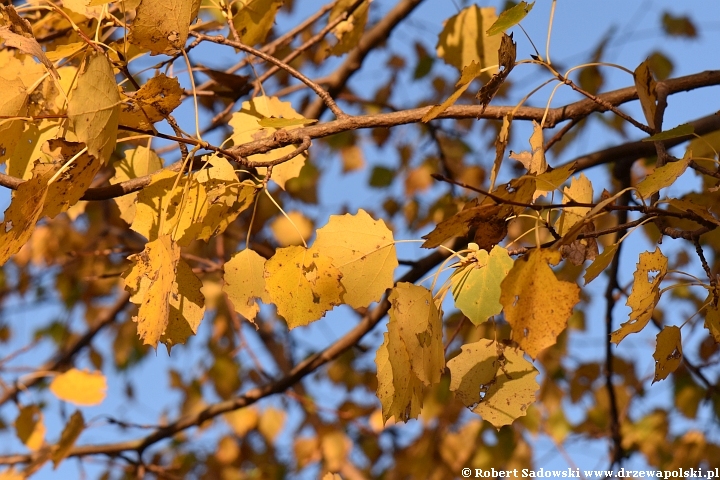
[0,0,719,478]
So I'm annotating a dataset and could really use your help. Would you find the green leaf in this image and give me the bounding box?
[642,123,694,142]
[486,1,535,36]
[369,166,395,188]
[636,156,690,199]
[451,245,514,325]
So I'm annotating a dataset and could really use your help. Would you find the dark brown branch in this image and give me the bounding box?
[0,240,460,465]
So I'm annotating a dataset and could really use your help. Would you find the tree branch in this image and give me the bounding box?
[0,240,460,465]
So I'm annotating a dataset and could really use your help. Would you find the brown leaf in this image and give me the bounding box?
[476,33,516,111]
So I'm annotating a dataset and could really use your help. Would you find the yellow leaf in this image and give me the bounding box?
[129,0,197,55]
[0,166,55,265]
[634,60,657,130]
[499,249,581,358]
[375,283,443,424]
[636,155,690,199]
[485,1,535,36]
[9,120,61,181]
[0,468,24,480]
[119,74,183,129]
[447,340,538,428]
[14,405,45,451]
[511,120,547,175]
[229,96,309,189]
[223,249,270,325]
[40,139,103,218]
[232,0,283,46]
[263,246,344,328]
[112,146,164,224]
[123,236,205,350]
[45,42,87,62]
[422,61,484,122]
[322,474,343,480]
[703,295,720,342]
[51,411,84,468]
[312,209,398,309]
[320,430,351,473]
[67,52,120,164]
[50,369,107,406]
[451,245,514,325]
[257,407,285,443]
[653,326,682,383]
[534,162,577,193]
[63,0,104,19]
[611,248,667,344]
[557,174,593,236]
[0,5,59,78]
[584,243,618,285]
[224,407,258,437]
[270,211,313,247]
[436,5,500,73]
[194,155,258,241]
[0,75,28,164]
[326,0,370,56]
[131,170,208,246]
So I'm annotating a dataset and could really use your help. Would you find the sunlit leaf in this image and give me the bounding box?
[312,209,398,309]
[611,248,667,344]
[584,243,618,284]
[436,5,500,73]
[264,245,344,328]
[50,369,107,406]
[500,249,581,358]
[232,0,284,46]
[129,0,198,55]
[67,52,120,164]
[636,155,690,199]
[14,405,45,451]
[224,249,270,325]
[653,326,682,383]
[451,245,513,325]
[642,123,694,142]
[448,340,538,428]
[634,60,657,130]
[51,411,84,468]
[485,1,535,36]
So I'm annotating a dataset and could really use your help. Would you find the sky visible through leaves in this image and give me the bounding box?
[0,0,719,478]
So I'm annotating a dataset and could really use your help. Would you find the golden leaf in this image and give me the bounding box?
[223,249,270,325]
[270,211,313,247]
[500,249,581,358]
[232,0,283,46]
[129,0,198,55]
[611,248,667,344]
[557,174,593,236]
[119,74,183,129]
[131,170,208,246]
[436,5,500,73]
[258,408,285,443]
[229,96,310,189]
[67,52,120,164]
[375,283,444,423]
[51,411,84,468]
[123,236,205,350]
[49,369,107,406]
[652,326,682,383]
[264,245,344,329]
[14,405,45,451]
[312,209,398,309]
[447,340,538,428]
[326,0,370,56]
[40,139,103,218]
[111,146,164,225]
[0,75,28,164]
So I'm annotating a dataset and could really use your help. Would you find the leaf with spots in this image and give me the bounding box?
[375,283,443,423]
[312,209,398,308]
[263,246,344,329]
[500,248,581,358]
[448,340,538,428]
[224,248,270,326]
